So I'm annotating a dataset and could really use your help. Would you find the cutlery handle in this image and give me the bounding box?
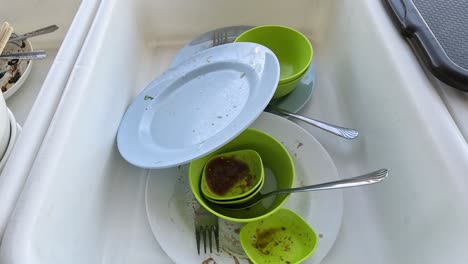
[267,169,388,197]
[268,106,359,139]
[0,50,47,60]
[8,25,59,42]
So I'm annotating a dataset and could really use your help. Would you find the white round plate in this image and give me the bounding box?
[0,35,33,100]
[171,25,316,113]
[0,108,21,170]
[118,42,279,168]
[145,112,343,264]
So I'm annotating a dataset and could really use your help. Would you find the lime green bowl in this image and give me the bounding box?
[273,71,304,99]
[240,208,318,264]
[234,25,313,86]
[205,182,263,205]
[201,149,264,201]
[189,128,295,223]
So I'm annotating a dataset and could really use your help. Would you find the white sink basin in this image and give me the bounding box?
[0,0,99,240]
[1,0,467,263]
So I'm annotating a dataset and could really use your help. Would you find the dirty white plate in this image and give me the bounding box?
[145,112,343,263]
[0,36,33,100]
[171,25,316,113]
[117,42,279,168]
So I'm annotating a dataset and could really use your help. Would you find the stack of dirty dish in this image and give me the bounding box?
[235,25,313,99]
[118,25,318,264]
[200,149,265,205]
[1,23,56,99]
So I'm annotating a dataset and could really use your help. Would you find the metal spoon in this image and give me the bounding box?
[0,50,47,60]
[8,25,59,42]
[219,169,388,210]
[266,105,359,139]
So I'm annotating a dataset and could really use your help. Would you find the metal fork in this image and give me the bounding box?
[212,31,228,46]
[194,206,219,255]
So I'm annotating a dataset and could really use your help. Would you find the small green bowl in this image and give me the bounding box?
[234,25,313,86]
[240,208,318,264]
[273,71,304,99]
[189,128,295,223]
[201,149,264,201]
[205,183,263,205]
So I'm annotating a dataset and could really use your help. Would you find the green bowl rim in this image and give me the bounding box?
[189,128,295,222]
[234,25,313,84]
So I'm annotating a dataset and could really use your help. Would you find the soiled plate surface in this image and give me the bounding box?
[171,25,316,113]
[117,43,279,168]
[145,112,343,263]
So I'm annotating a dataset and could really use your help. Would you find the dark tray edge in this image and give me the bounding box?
[382,0,468,92]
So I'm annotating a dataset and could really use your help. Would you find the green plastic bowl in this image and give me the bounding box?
[189,128,295,223]
[240,208,318,264]
[235,25,313,86]
[205,182,263,205]
[273,71,304,99]
[201,149,264,201]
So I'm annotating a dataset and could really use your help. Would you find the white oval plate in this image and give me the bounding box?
[117,43,279,168]
[145,112,343,264]
[171,25,316,113]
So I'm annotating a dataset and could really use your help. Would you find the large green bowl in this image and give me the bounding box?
[235,25,313,86]
[273,71,304,99]
[189,128,295,223]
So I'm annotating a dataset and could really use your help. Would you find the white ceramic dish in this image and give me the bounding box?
[145,112,343,264]
[0,108,21,171]
[170,25,316,113]
[0,36,33,100]
[117,42,280,168]
[0,86,9,159]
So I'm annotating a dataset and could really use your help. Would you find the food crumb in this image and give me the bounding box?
[319,234,324,238]
[202,257,216,264]
[240,72,246,78]
[144,95,154,100]
[296,142,303,149]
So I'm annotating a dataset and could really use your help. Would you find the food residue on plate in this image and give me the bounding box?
[0,40,30,95]
[202,257,216,264]
[253,226,297,261]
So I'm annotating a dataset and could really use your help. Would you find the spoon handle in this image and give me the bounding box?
[0,50,47,60]
[8,25,59,42]
[265,169,388,198]
[267,105,359,139]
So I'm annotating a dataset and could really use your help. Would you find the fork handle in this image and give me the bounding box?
[8,25,59,42]
[267,105,359,139]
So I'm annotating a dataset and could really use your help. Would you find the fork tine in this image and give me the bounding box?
[203,226,207,253]
[196,226,201,255]
[213,31,218,46]
[214,224,219,252]
[208,226,213,253]
[222,31,228,45]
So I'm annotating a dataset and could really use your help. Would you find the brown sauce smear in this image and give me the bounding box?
[205,156,251,195]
